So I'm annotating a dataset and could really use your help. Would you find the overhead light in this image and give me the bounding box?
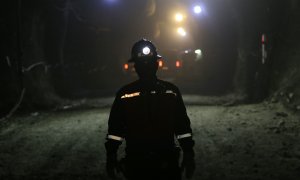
[175,13,184,22]
[194,5,202,14]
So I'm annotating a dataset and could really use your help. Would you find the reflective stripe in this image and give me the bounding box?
[177,133,192,139]
[121,92,140,99]
[166,90,177,96]
[107,135,123,141]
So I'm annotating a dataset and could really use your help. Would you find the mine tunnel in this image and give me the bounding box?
[0,0,300,180]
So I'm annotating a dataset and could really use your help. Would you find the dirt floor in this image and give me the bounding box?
[0,99,300,180]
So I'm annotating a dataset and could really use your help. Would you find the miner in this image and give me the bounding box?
[105,38,195,180]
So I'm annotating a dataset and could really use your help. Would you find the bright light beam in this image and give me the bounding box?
[142,47,151,55]
[193,5,202,14]
[177,27,187,36]
[175,13,184,22]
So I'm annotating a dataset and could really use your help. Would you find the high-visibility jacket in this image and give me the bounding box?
[106,78,194,154]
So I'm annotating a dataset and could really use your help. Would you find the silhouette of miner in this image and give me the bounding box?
[105,39,195,180]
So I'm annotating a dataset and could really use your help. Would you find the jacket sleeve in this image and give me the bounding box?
[105,91,126,154]
[173,87,195,152]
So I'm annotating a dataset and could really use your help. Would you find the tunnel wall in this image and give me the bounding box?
[231,0,300,108]
[269,1,300,110]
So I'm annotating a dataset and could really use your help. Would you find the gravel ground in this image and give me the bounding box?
[0,99,299,180]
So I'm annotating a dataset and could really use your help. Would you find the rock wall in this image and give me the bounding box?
[269,1,300,111]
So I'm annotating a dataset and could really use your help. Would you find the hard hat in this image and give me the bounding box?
[128,38,162,63]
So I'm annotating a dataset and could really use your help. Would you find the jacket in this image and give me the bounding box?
[106,78,194,154]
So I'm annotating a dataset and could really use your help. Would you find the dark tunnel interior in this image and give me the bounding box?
[1,0,293,103]
[1,0,300,180]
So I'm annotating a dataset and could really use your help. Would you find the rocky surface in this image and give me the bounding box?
[0,98,299,180]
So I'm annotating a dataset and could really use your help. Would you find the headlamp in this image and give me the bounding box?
[128,39,162,62]
[142,47,151,55]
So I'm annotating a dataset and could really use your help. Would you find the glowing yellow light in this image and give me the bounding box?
[175,13,183,22]
[177,27,186,36]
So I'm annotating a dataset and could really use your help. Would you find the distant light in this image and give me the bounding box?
[195,49,202,55]
[194,5,202,14]
[124,63,129,70]
[143,47,151,55]
[158,60,163,67]
[185,50,189,54]
[175,13,184,22]
[195,49,203,61]
[176,60,181,68]
[177,27,187,36]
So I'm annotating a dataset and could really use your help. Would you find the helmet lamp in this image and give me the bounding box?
[142,47,151,55]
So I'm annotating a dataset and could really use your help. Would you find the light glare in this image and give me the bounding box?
[175,13,183,22]
[143,47,151,55]
[194,5,202,14]
[124,63,129,70]
[195,49,202,54]
[158,60,163,67]
[177,27,187,36]
[176,60,181,68]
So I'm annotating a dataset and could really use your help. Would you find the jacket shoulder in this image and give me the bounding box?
[157,79,180,92]
[115,80,140,95]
